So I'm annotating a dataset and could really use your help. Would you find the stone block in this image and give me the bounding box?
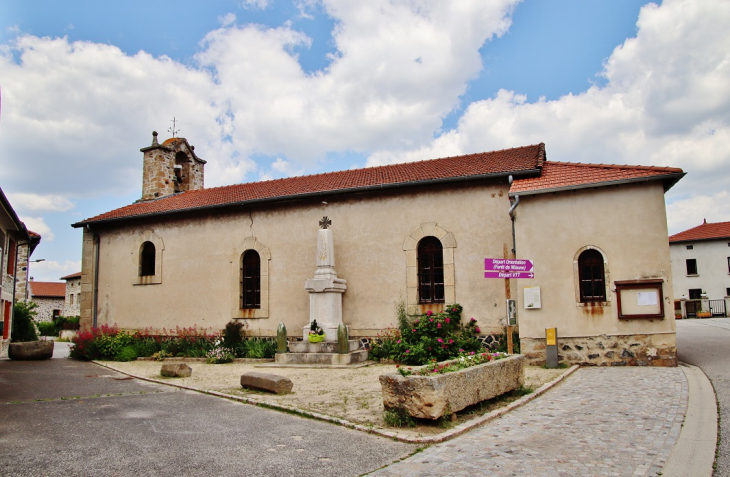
[8,341,54,360]
[240,372,293,394]
[379,355,525,420]
[161,363,192,378]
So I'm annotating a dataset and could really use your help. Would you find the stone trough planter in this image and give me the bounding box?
[8,340,54,360]
[379,354,525,420]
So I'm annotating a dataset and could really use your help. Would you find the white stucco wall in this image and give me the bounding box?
[514,182,676,339]
[670,240,730,300]
[85,181,519,336]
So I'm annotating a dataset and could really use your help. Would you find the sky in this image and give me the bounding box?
[1,0,728,282]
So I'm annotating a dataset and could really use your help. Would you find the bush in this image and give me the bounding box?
[222,320,246,349]
[370,303,482,366]
[241,337,276,359]
[37,321,58,337]
[11,301,38,342]
[115,346,138,362]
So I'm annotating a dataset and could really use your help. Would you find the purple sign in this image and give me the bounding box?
[484,271,535,279]
[484,258,534,272]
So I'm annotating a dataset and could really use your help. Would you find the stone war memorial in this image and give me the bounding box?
[275,216,368,366]
[73,132,684,367]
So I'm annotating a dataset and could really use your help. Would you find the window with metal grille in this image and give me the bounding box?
[689,288,702,300]
[241,250,261,309]
[140,241,156,276]
[418,236,444,304]
[578,249,606,302]
[686,258,697,275]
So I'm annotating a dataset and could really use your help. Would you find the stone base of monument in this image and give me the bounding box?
[273,339,368,366]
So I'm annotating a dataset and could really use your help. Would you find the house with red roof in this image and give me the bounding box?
[1,187,41,347]
[72,132,684,366]
[669,220,730,317]
[60,272,82,317]
[28,280,66,322]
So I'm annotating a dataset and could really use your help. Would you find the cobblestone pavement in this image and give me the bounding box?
[374,367,687,477]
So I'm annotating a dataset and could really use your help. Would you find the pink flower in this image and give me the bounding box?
[397,339,401,344]
[412,329,416,333]
[427,310,433,316]
[437,323,442,329]
[459,349,464,353]
[449,339,454,344]
[452,308,456,312]
[405,349,410,353]
[445,317,450,323]
[437,338,443,343]
[470,317,476,322]
[415,319,419,324]
[475,326,481,333]
[470,351,475,355]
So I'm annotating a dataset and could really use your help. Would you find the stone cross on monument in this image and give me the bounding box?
[303,217,347,341]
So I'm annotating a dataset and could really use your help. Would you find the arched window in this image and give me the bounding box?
[140,241,156,276]
[578,249,606,302]
[241,250,261,309]
[418,236,444,304]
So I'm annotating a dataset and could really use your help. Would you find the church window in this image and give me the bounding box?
[578,249,606,302]
[418,236,445,304]
[241,250,261,309]
[140,241,156,276]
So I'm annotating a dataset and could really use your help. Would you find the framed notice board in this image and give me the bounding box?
[615,279,665,320]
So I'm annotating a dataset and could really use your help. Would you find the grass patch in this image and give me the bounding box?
[383,409,416,428]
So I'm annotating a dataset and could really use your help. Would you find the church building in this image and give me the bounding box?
[73,132,684,366]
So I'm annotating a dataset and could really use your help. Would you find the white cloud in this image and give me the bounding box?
[242,0,271,10]
[365,0,730,230]
[19,216,53,240]
[666,191,730,235]
[0,1,519,200]
[7,193,74,212]
[28,259,81,282]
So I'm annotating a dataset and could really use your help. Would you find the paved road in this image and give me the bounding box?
[374,366,686,476]
[676,318,730,477]
[0,345,415,477]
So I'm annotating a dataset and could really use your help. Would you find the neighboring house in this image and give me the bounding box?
[669,220,730,317]
[28,280,66,322]
[0,186,40,347]
[60,272,82,317]
[72,133,684,366]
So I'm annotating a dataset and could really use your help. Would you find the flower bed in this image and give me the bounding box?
[379,354,525,420]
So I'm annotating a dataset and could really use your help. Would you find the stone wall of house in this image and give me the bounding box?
[31,297,64,323]
[15,243,29,301]
[63,278,81,317]
[521,333,676,367]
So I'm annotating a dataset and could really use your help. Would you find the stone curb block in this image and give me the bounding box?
[92,361,579,444]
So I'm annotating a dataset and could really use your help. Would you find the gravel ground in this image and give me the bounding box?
[100,359,568,439]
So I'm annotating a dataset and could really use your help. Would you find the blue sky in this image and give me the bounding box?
[1,0,728,282]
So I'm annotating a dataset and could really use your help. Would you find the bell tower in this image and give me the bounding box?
[140,131,206,200]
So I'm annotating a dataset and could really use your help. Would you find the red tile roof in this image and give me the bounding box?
[669,220,730,243]
[75,144,546,226]
[60,272,82,280]
[510,161,684,196]
[30,281,66,298]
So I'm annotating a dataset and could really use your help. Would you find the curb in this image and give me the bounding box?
[662,362,718,477]
[92,360,579,444]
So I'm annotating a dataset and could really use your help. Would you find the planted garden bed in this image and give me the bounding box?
[379,354,525,420]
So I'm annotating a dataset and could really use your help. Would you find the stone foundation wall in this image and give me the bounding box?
[520,333,676,367]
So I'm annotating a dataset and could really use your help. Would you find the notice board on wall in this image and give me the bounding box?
[615,279,665,320]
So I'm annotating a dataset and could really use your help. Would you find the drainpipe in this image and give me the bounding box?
[507,176,520,256]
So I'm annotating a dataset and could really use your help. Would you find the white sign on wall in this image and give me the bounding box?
[524,286,542,309]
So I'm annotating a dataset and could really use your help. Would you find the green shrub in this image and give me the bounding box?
[11,301,38,342]
[222,320,246,349]
[115,346,138,362]
[242,337,276,359]
[130,336,159,357]
[370,303,481,366]
[37,321,58,337]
